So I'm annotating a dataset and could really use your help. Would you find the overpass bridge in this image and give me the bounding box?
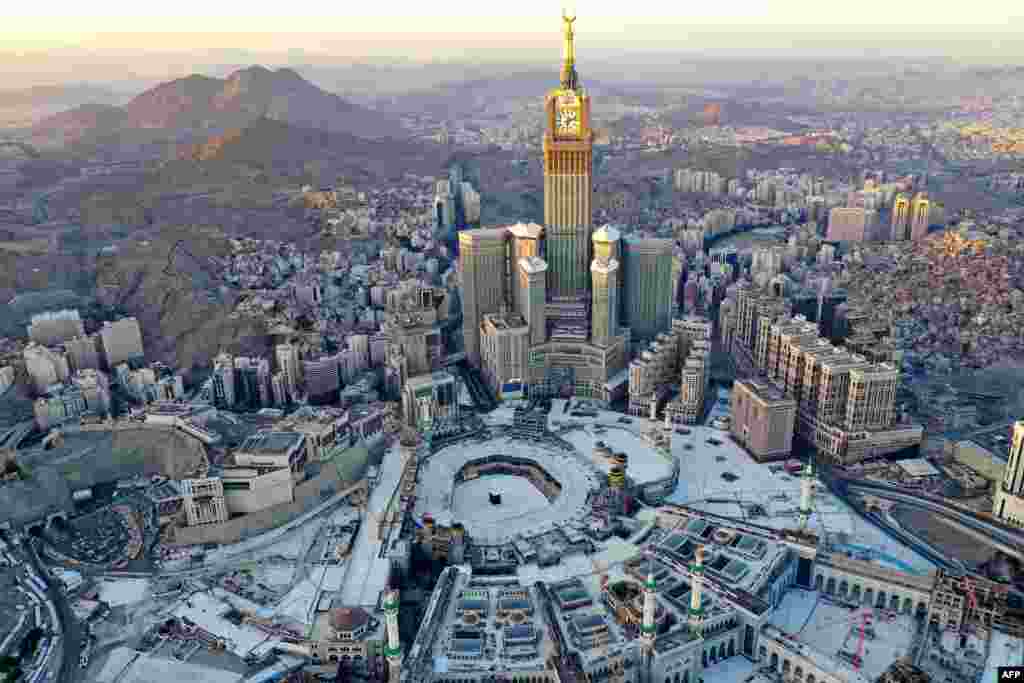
[837,478,1024,562]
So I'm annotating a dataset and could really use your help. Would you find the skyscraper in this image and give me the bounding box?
[542,11,594,300]
[993,421,1024,528]
[910,192,930,240]
[621,237,674,342]
[455,14,627,406]
[459,227,509,364]
[891,193,911,240]
[590,258,620,348]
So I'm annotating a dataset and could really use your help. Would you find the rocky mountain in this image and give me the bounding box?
[31,66,403,146]
[172,117,448,182]
[29,103,128,146]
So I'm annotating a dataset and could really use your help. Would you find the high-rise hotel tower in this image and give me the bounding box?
[543,12,594,300]
[458,14,648,404]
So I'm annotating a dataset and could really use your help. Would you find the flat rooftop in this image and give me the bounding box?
[236,431,305,455]
[95,647,242,683]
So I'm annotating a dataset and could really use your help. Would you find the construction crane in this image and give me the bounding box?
[853,611,873,671]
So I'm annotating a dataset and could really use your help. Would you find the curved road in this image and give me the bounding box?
[840,478,1024,561]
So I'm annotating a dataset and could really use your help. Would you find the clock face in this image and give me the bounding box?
[557,106,579,134]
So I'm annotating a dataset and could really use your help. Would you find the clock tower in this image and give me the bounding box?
[543,11,594,301]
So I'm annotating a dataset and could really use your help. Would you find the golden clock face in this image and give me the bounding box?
[557,106,580,135]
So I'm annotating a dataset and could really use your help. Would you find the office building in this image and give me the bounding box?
[27,309,84,347]
[993,420,1024,528]
[621,237,674,342]
[731,379,796,461]
[99,317,144,369]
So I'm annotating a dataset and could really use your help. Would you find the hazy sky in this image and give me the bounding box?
[6,2,1024,53]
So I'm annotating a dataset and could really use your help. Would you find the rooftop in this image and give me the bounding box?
[95,647,242,683]
[236,431,305,455]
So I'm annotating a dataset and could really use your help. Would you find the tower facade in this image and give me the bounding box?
[518,257,549,345]
[993,421,1024,527]
[621,237,674,342]
[384,588,401,683]
[590,258,620,347]
[910,192,930,240]
[459,228,510,365]
[543,11,594,300]
[891,193,911,240]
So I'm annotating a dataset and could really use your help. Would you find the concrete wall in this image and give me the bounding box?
[173,465,358,546]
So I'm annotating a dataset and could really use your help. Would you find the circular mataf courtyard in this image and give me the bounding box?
[414,436,601,546]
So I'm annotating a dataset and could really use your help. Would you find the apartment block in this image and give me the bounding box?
[731,379,797,462]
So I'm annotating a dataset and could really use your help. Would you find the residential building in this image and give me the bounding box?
[27,309,84,347]
[99,317,144,369]
[731,379,796,462]
[23,342,69,393]
[64,335,101,373]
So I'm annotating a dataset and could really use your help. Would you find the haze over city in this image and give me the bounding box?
[1,6,1024,683]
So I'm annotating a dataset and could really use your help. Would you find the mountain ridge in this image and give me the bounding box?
[31,66,403,146]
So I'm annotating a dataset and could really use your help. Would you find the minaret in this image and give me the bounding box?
[688,545,706,636]
[798,461,815,531]
[384,588,402,683]
[640,572,657,683]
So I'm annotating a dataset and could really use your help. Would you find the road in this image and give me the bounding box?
[23,538,86,683]
[840,479,1024,561]
[339,443,404,606]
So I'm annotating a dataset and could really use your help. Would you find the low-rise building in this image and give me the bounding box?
[220,467,295,516]
[233,431,307,475]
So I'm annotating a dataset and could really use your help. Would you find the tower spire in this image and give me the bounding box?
[560,10,579,90]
